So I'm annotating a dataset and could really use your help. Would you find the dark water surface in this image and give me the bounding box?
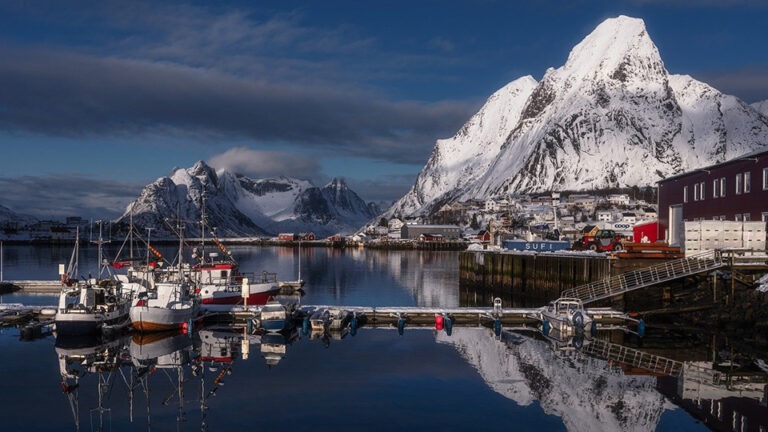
[0,245,761,431]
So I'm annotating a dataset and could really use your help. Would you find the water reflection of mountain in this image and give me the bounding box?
[436,328,667,432]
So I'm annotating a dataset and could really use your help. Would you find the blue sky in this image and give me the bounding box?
[1,0,767,218]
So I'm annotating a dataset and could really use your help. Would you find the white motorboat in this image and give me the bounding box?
[540,297,592,333]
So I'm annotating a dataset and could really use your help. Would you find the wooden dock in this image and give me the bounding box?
[0,280,61,293]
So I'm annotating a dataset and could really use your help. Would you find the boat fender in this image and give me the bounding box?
[444,315,453,333]
[302,317,310,336]
[494,318,501,337]
[246,318,254,334]
[637,319,645,338]
[590,320,598,337]
[445,325,452,337]
[572,311,584,330]
[397,318,405,336]
[542,320,550,337]
[435,314,444,331]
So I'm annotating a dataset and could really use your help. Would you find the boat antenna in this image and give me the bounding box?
[145,227,154,267]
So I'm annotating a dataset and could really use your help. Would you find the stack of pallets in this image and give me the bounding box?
[616,242,684,259]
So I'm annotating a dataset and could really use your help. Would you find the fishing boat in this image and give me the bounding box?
[130,223,199,332]
[540,297,592,333]
[130,280,198,332]
[55,226,132,336]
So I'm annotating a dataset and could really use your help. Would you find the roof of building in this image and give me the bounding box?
[404,224,460,229]
[658,148,768,184]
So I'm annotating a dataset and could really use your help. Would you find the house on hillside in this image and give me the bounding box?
[278,233,297,242]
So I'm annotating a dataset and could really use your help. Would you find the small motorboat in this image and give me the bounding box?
[309,309,330,332]
[260,300,290,332]
[55,282,131,336]
[540,297,592,334]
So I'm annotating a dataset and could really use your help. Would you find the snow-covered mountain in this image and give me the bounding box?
[0,204,37,226]
[386,16,768,217]
[437,329,669,432]
[116,161,378,237]
[753,99,768,117]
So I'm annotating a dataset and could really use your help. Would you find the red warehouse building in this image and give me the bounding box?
[657,149,768,246]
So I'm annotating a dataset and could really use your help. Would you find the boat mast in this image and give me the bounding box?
[298,239,301,282]
[129,206,134,261]
[200,189,206,265]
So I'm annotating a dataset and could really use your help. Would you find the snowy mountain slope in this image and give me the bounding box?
[0,204,37,226]
[386,16,768,218]
[437,329,669,432]
[117,162,376,237]
[752,99,768,117]
[391,76,538,215]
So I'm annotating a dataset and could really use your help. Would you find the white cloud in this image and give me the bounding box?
[207,147,322,180]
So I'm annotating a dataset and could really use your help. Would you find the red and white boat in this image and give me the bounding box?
[193,257,280,305]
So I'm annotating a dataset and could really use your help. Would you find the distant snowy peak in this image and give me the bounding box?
[386,15,768,218]
[752,99,768,117]
[118,162,377,237]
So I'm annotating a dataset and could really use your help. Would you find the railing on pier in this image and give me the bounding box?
[561,250,725,304]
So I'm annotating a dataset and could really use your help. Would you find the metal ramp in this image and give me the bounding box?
[562,250,725,304]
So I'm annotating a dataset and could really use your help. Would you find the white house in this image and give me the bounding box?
[388,218,404,231]
[621,212,637,224]
[484,199,498,212]
[608,194,630,206]
[596,210,613,222]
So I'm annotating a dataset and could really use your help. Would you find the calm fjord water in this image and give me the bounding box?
[0,246,713,431]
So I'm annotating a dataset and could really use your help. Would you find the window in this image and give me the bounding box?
[744,213,751,221]
[694,183,699,201]
[683,185,688,203]
[700,182,705,200]
[713,179,718,198]
[736,173,743,194]
[720,215,727,221]
[735,214,742,221]
[763,167,768,190]
[744,171,751,193]
[762,212,768,222]
[720,177,726,197]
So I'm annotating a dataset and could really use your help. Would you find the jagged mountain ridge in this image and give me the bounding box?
[117,161,378,237]
[386,16,768,218]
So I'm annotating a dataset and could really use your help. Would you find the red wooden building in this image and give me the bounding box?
[657,149,768,246]
[278,233,297,242]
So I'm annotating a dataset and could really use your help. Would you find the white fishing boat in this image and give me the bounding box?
[540,297,592,333]
[55,226,131,336]
[130,222,199,332]
[130,280,198,332]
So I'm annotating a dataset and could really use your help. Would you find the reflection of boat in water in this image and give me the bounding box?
[260,328,299,367]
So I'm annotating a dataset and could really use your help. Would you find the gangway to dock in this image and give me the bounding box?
[561,250,725,304]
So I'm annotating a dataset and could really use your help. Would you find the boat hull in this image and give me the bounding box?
[130,306,197,332]
[200,284,280,305]
[55,311,128,336]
